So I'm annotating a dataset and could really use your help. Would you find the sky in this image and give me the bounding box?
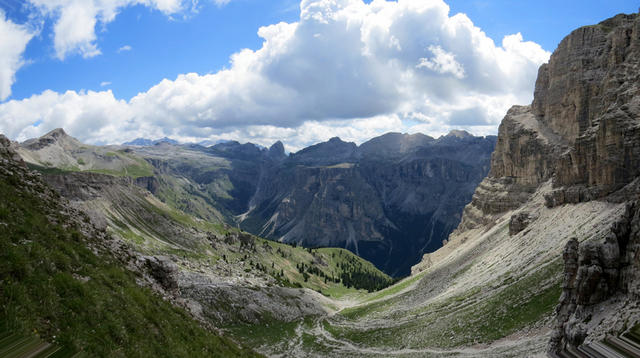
[0,0,637,151]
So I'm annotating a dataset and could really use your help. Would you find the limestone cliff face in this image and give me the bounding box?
[535,14,640,197]
[456,13,640,233]
[454,104,567,231]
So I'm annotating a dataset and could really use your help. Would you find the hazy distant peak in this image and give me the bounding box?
[123,137,179,146]
[269,141,286,159]
[290,136,358,165]
[359,131,436,158]
[445,129,473,138]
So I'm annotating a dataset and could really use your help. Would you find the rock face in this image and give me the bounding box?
[535,15,640,193]
[439,12,640,355]
[463,14,640,225]
[457,13,640,230]
[550,202,640,353]
[542,14,640,202]
[239,132,496,276]
[454,105,566,232]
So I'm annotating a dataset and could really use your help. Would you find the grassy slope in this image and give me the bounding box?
[102,185,393,298]
[0,168,259,357]
[26,148,154,179]
[330,260,562,348]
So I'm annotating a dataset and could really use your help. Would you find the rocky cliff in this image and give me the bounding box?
[239,133,496,276]
[457,13,640,231]
[423,12,640,355]
[550,201,640,354]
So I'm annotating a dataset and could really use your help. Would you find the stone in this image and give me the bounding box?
[508,212,533,236]
[145,256,179,291]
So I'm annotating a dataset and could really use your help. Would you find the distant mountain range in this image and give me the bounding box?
[123,137,180,146]
[18,127,495,276]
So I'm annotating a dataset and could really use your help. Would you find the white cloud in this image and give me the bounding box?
[100,81,111,87]
[0,89,132,144]
[27,0,186,60]
[117,45,132,53]
[0,10,35,101]
[0,0,550,149]
[417,45,465,79]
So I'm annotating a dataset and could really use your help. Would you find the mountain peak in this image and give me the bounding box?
[124,137,179,146]
[445,129,473,139]
[358,132,435,158]
[290,136,357,165]
[268,141,286,159]
[22,128,80,150]
[44,128,68,138]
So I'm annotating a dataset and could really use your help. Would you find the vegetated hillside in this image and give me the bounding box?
[0,135,259,357]
[217,12,640,358]
[26,154,392,328]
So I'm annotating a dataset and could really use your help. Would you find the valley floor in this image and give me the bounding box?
[224,182,627,357]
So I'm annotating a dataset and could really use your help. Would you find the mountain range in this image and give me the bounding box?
[16,127,496,277]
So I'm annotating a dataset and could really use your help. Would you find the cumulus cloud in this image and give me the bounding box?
[0,0,551,150]
[417,45,465,79]
[27,0,185,60]
[0,10,35,102]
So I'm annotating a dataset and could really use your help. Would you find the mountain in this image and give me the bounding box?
[239,131,496,276]
[18,128,154,178]
[0,134,260,357]
[123,136,179,146]
[2,130,393,355]
[217,11,640,357]
[414,12,640,356]
[16,129,495,277]
[4,11,640,358]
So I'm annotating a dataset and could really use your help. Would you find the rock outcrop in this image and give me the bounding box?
[456,13,640,233]
[145,256,180,291]
[508,211,534,236]
[550,202,640,353]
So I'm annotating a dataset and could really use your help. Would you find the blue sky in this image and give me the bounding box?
[5,1,302,100]
[0,0,637,149]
